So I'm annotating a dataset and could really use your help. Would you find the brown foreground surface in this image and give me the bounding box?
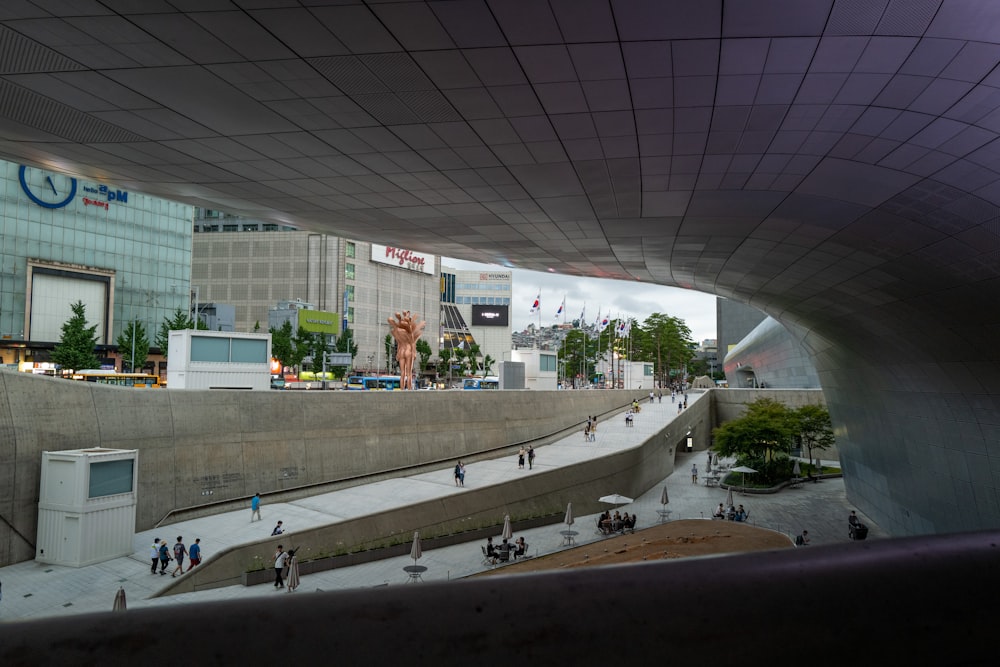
[474,519,792,576]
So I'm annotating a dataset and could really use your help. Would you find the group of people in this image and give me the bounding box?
[484,535,528,564]
[272,544,301,591]
[149,536,202,576]
[583,415,597,441]
[454,460,466,486]
[712,503,748,522]
[517,446,536,469]
[598,510,636,535]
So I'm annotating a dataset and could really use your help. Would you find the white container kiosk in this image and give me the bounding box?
[36,448,138,567]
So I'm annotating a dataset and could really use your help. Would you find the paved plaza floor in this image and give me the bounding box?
[0,392,882,622]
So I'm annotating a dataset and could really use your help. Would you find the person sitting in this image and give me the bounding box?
[612,510,623,532]
[795,530,810,546]
[735,505,747,522]
[598,511,612,534]
[712,503,725,519]
[848,510,863,539]
[485,536,498,564]
[726,505,736,521]
[514,537,527,558]
[622,513,636,533]
[497,538,512,562]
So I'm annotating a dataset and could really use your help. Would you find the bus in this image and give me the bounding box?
[346,375,402,390]
[463,376,499,390]
[73,370,161,388]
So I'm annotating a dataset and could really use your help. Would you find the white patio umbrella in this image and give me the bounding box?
[792,460,801,477]
[599,493,634,507]
[410,530,422,566]
[564,503,574,527]
[731,465,758,491]
[725,486,734,508]
[659,486,669,506]
[501,514,513,540]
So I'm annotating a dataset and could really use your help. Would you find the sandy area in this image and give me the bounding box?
[473,519,792,576]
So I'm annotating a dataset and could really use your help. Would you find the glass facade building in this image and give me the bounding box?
[0,159,192,367]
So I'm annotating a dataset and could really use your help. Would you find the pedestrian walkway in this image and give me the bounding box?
[0,392,880,621]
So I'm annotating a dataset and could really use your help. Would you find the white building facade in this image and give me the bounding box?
[440,266,512,376]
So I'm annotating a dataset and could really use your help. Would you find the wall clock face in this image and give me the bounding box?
[19,165,78,208]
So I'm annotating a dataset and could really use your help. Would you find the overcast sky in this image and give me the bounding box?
[442,258,718,343]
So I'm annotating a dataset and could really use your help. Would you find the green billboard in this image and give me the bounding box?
[297,309,339,335]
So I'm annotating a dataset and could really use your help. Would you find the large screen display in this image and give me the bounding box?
[472,305,509,326]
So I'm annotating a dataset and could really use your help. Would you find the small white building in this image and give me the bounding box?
[504,349,558,390]
[167,330,271,390]
[36,448,138,567]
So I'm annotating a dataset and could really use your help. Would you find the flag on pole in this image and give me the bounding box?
[579,304,586,324]
[598,313,610,332]
[555,297,565,318]
[529,293,540,314]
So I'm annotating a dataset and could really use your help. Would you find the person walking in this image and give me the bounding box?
[158,540,171,575]
[171,536,187,577]
[273,545,287,588]
[150,538,161,574]
[691,464,698,484]
[250,493,261,522]
[454,461,462,486]
[187,538,202,571]
[458,461,466,486]
[518,446,526,469]
[527,446,535,470]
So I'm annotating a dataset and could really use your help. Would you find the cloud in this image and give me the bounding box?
[442,259,717,342]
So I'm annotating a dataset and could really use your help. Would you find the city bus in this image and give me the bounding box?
[73,370,161,388]
[346,375,402,390]
[463,376,499,390]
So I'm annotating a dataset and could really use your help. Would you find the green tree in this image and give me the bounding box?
[51,301,101,372]
[793,404,835,471]
[437,347,453,379]
[468,343,482,374]
[415,338,432,373]
[292,326,313,370]
[332,328,360,378]
[712,398,797,484]
[156,308,207,356]
[638,313,693,388]
[453,347,468,376]
[116,320,149,372]
[482,353,495,376]
[558,329,598,385]
[269,321,295,370]
[384,333,395,374]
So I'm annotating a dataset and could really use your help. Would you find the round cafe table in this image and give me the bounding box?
[560,530,578,546]
[403,565,426,583]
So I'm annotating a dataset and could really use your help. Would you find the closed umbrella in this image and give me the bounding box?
[725,486,734,508]
[792,461,801,477]
[410,530,422,566]
[660,486,669,506]
[564,503,574,527]
[112,586,127,611]
[501,514,513,540]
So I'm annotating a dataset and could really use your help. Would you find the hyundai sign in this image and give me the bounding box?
[472,305,509,326]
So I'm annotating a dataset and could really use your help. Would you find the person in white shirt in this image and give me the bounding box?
[273,545,288,588]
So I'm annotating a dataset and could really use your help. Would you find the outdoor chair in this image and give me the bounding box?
[480,546,495,567]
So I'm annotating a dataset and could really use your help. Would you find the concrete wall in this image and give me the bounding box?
[0,371,635,567]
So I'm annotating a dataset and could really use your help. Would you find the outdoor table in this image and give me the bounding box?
[560,530,578,546]
[704,476,720,487]
[656,509,672,523]
[403,565,426,583]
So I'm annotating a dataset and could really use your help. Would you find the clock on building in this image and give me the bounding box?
[18,165,78,208]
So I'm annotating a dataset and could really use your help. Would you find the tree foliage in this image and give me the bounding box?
[155,308,208,356]
[482,353,495,376]
[713,398,836,485]
[415,338,432,372]
[51,300,100,372]
[558,328,599,384]
[636,313,694,386]
[116,320,150,372]
[269,321,295,370]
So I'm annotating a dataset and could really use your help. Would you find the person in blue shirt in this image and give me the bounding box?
[187,538,202,571]
[250,493,261,522]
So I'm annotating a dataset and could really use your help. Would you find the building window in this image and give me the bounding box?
[263,224,278,231]
[346,242,355,258]
[347,306,354,323]
[345,263,355,280]
[243,224,258,232]
[223,224,238,232]
[540,354,557,372]
[345,284,355,302]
